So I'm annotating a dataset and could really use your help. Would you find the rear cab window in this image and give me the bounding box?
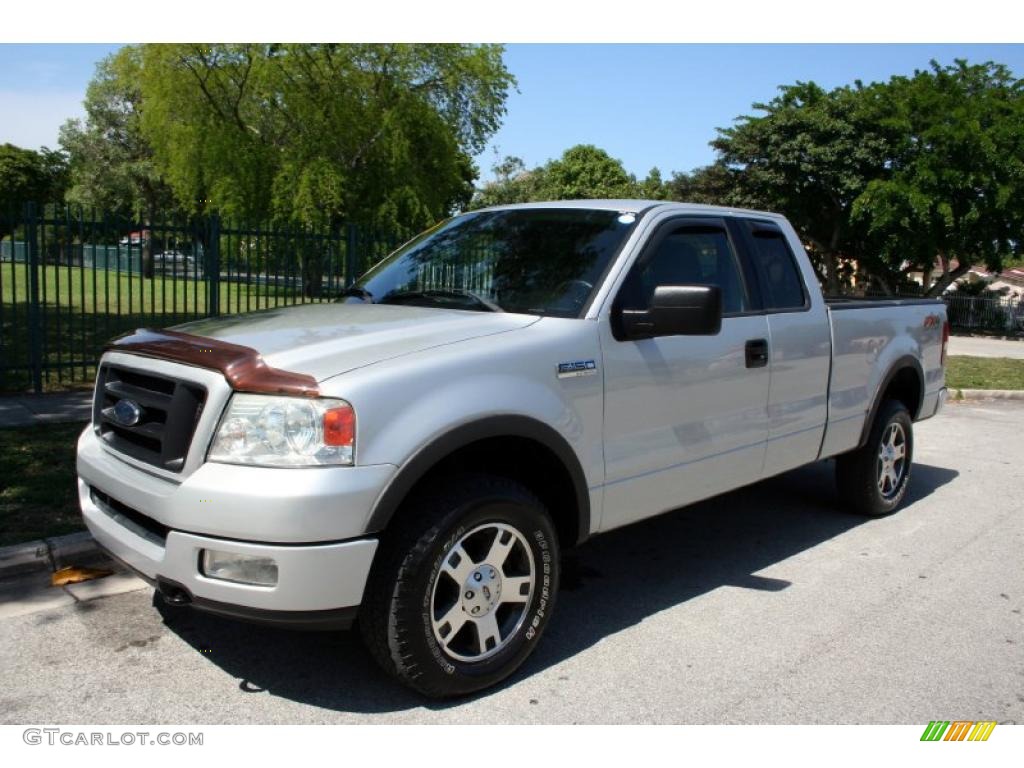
[740,220,808,312]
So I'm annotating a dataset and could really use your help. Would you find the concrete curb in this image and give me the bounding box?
[0,531,106,580]
[953,388,1024,401]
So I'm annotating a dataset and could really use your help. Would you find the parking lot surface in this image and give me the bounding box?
[1,401,1022,724]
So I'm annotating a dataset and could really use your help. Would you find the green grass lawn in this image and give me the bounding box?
[1,262,308,318]
[0,421,87,547]
[946,356,1024,390]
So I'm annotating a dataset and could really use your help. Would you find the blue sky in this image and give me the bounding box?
[2,43,1023,179]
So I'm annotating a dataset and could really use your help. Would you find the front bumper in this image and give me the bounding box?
[77,426,388,623]
[81,478,378,620]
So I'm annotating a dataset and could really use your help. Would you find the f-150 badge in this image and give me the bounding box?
[557,360,597,378]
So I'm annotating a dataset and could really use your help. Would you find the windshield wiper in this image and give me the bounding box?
[379,289,503,312]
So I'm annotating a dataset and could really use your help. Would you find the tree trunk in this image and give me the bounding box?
[925,255,971,297]
[825,222,843,295]
[141,205,155,280]
[823,252,841,295]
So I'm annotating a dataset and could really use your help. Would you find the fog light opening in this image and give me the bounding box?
[200,550,279,587]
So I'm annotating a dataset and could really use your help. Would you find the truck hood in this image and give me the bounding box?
[172,303,540,381]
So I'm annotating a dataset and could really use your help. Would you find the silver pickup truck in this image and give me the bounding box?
[77,200,948,697]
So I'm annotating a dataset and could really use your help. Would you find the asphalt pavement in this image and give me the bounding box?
[0,401,1021,724]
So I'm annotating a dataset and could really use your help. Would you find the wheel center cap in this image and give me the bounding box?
[461,564,502,617]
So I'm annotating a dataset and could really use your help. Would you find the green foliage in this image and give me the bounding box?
[135,44,513,232]
[0,144,68,235]
[664,163,737,206]
[470,145,640,209]
[59,47,176,220]
[540,145,638,200]
[851,61,1024,296]
[470,155,548,208]
[712,61,1024,296]
[713,81,893,291]
[638,167,670,201]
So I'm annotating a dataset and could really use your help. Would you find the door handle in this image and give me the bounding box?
[745,339,769,368]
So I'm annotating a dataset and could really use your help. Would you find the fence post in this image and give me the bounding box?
[207,214,221,316]
[345,223,358,287]
[25,202,43,394]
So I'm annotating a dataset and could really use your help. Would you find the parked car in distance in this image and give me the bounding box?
[77,200,949,697]
[153,250,199,274]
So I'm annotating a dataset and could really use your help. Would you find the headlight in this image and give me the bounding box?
[208,394,355,467]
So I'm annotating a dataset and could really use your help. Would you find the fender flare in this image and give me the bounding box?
[365,415,591,546]
[857,355,925,448]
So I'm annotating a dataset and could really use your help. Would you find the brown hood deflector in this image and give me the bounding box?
[106,328,320,397]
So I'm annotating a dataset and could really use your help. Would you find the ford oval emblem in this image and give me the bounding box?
[113,399,143,427]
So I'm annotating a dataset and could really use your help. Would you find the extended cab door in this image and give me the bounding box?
[731,218,831,477]
[597,216,771,532]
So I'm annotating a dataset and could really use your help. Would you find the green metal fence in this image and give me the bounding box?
[0,203,409,393]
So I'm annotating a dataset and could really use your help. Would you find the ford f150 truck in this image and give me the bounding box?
[77,200,949,697]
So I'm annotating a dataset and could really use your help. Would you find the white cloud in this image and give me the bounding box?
[0,89,86,150]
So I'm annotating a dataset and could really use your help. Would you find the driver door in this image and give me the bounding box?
[598,216,771,531]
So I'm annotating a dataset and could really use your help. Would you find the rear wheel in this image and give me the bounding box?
[836,399,914,516]
[359,474,560,698]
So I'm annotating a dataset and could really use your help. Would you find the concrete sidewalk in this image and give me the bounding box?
[948,334,1024,359]
[0,391,92,428]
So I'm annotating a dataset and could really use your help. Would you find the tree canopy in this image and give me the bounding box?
[0,144,67,211]
[136,43,513,231]
[470,144,655,209]
[0,143,68,237]
[60,46,174,220]
[851,61,1024,295]
[712,80,894,292]
[713,61,1024,296]
[60,44,514,233]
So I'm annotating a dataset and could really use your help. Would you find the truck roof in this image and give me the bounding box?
[471,199,786,220]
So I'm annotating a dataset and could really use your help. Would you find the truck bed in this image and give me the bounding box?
[819,297,947,460]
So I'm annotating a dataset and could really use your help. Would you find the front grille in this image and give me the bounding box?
[94,363,206,472]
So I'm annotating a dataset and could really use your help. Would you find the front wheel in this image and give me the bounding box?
[359,474,560,698]
[836,399,914,516]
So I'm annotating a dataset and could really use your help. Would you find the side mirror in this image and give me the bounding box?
[618,285,722,340]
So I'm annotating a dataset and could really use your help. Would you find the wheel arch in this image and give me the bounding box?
[857,355,925,448]
[365,415,591,548]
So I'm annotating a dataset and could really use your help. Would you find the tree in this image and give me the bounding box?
[136,43,513,234]
[851,61,1024,296]
[60,47,175,222]
[638,167,670,200]
[713,81,894,293]
[0,143,68,238]
[470,155,548,209]
[538,144,639,200]
[469,145,641,208]
[664,162,738,206]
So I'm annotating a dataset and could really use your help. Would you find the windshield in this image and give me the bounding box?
[345,208,640,317]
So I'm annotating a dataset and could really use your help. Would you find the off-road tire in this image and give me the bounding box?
[359,473,560,698]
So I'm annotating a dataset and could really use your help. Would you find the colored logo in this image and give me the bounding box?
[920,721,996,741]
